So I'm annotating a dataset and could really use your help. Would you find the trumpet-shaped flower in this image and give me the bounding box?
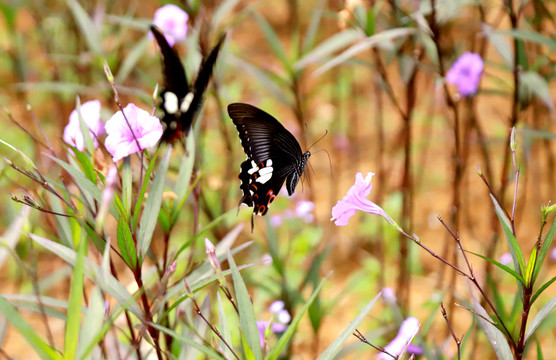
[104,104,163,162]
[378,317,422,359]
[446,52,484,97]
[63,100,104,151]
[331,172,395,227]
[152,4,188,47]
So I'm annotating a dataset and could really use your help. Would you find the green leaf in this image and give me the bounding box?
[0,296,62,360]
[0,138,36,173]
[64,229,87,360]
[313,28,417,76]
[295,29,364,71]
[30,234,142,318]
[490,194,526,275]
[526,295,556,342]
[138,148,171,259]
[525,247,538,286]
[117,217,137,270]
[132,148,159,230]
[212,0,240,29]
[519,71,554,110]
[76,287,104,359]
[172,134,195,219]
[301,0,326,54]
[115,35,149,83]
[266,275,329,360]
[498,29,556,51]
[228,249,262,360]
[217,292,234,360]
[251,10,291,73]
[317,293,381,359]
[469,251,525,286]
[471,287,513,359]
[65,0,102,54]
[483,24,513,68]
[122,151,132,221]
[150,322,225,359]
[531,276,556,305]
[0,206,29,269]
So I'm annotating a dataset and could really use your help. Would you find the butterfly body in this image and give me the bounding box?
[228,103,310,217]
[150,25,225,143]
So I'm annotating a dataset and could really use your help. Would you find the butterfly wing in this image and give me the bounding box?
[228,103,308,217]
[151,25,225,142]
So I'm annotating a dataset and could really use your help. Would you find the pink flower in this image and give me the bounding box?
[378,317,422,359]
[446,52,484,97]
[205,238,220,270]
[550,247,556,261]
[257,301,290,348]
[295,200,315,223]
[104,104,163,162]
[499,253,512,266]
[382,287,396,304]
[63,100,104,151]
[151,4,188,47]
[331,172,395,227]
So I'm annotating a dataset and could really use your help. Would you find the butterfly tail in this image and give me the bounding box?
[150,25,188,99]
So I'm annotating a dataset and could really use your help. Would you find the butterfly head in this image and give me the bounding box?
[286,151,311,196]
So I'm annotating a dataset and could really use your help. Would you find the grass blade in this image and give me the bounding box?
[228,248,262,360]
[525,295,556,342]
[317,292,381,360]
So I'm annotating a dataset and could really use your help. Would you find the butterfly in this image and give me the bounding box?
[228,103,311,226]
[150,25,225,143]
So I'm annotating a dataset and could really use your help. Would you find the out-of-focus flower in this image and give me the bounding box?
[382,287,396,304]
[446,52,484,97]
[270,214,283,227]
[331,172,395,227]
[550,247,556,261]
[63,100,104,151]
[261,253,273,265]
[295,200,315,222]
[378,317,422,360]
[257,301,290,348]
[499,253,512,266]
[151,4,188,47]
[104,104,163,162]
[205,238,220,270]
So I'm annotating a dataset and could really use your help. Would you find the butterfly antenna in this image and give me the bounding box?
[251,213,254,233]
[307,130,328,152]
[311,148,334,180]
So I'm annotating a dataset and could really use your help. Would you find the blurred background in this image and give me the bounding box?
[0,0,555,358]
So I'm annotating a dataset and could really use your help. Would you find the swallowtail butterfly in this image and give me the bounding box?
[228,103,310,225]
[150,25,225,143]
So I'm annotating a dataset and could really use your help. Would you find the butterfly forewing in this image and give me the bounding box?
[151,25,225,142]
[228,103,310,219]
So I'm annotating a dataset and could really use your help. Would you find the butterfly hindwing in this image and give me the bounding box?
[151,25,225,142]
[228,103,311,219]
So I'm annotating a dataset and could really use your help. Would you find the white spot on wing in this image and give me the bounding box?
[258,167,273,176]
[180,92,194,112]
[164,92,179,114]
[266,159,273,166]
[257,173,272,184]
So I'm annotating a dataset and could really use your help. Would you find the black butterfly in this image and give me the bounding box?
[150,25,225,143]
[228,103,311,223]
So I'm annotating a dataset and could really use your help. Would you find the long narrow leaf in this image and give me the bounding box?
[151,322,225,359]
[266,275,329,360]
[138,148,171,259]
[228,249,262,360]
[317,293,381,360]
[533,214,556,282]
[76,287,104,360]
[64,229,87,359]
[469,251,525,285]
[490,194,526,274]
[217,292,234,360]
[0,207,29,270]
[531,276,556,305]
[251,10,291,73]
[65,0,102,54]
[525,296,556,342]
[0,296,62,360]
[471,284,513,359]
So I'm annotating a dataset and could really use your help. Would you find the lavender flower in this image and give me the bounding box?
[446,52,484,97]
[550,247,556,261]
[257,301,290,348]
[378,317,422,359]
[151,4,188,47]
[104,104,163,162]
[205,238,220,270]
[331,172,395,227]
[499,252,512,266]
[63,100,104,151]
